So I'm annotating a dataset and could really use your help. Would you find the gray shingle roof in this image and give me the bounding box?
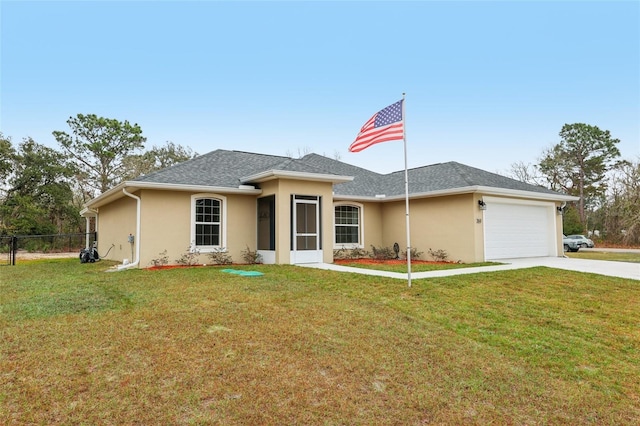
[133,149,560,197]
[134,150,299,187]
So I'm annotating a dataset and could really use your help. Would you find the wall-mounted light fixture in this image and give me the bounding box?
[556,206,563,215]
[478,200,487,210]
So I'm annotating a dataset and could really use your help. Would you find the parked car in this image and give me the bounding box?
[566,234,595,248]
[563,235,580,252]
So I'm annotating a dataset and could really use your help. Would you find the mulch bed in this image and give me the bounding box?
[146,259,452,270]
[334,258,451,266]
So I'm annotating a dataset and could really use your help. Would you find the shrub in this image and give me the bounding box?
[333,247,348,260]
[370,245,395,260]
[150,250,169,267]
[209,248,233,265]
[348,246,370,259]
[240,246,262,264]
[176,244,200,266]
[402,247,424,260]
[334,246,370,260]
[428,248,449,262]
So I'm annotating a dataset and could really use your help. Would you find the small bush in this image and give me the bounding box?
[333,247,348,260]
[370,245,395,260]
[150,250,169,267]
[209,248,233,265]
[348,247,370,259]
[428,248,449,262]
[176,244,200,266]
[402,247,424,261]
[334,246,370,260]
[240,246,262,264]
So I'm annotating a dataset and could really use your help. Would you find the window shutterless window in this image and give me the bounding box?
[195,198,221,246]
[334,204,361,246]
[191,194,227,251]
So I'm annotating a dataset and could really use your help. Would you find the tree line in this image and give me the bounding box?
[0,114,196,236]
[1,117,638,245]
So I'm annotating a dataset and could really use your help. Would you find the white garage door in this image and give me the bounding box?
[484,199,557,260]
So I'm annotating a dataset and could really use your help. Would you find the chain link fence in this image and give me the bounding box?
[0,233,96,266]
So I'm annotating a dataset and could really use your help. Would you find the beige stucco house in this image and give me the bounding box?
[80,150,577,269]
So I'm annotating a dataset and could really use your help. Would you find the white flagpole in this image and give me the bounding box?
[402,93,411,288]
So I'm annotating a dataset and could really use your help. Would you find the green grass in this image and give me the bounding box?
[336,260,502,273]
[566,250,640,263]
[1,259,639,424]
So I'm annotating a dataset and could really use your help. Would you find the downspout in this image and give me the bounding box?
[117,188,141,270]
[559,201,567,258]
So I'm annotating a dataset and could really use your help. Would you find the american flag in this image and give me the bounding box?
[349,100,404,153]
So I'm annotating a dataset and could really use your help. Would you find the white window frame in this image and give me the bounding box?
[191,193,227,252]
[333,202,364,249]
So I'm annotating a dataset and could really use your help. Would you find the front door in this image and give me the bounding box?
[292,196,322,264]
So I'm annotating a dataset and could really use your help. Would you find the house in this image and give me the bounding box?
[80,149,578,268]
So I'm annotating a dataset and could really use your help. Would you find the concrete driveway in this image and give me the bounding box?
[300,256,640,281]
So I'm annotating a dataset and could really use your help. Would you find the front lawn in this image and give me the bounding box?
[566,250,640,263]
[1,259,638,424]
[334,258,501,273]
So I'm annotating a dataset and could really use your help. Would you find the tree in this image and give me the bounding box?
[605,159,640,245]
[53,114,146,195]
[538,123,621,227]
[505,161,545,186]
[0,133,16,192]
[121,141,197,180]
[0,138,77,234]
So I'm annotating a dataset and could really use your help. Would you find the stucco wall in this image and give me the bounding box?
[275,179,335,264]
[357,201,383,251]
[96,189,257,267]
[96,194,138,263]
[96,179,336,267]
[137,190,257,267]
[380,194,478,263]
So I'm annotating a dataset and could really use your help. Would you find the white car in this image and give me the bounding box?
[563,235,580,252]
[566,235,595,248]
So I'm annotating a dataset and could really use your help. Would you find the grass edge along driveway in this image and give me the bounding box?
[1,259,639,425]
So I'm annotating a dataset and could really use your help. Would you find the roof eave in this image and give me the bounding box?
[242,169,354,184]
[333,186,579,202]
[84,181,262,210]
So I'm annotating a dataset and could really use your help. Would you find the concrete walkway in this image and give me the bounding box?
[299,257,640,281]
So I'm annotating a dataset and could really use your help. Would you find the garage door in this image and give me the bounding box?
[484,198,557,260]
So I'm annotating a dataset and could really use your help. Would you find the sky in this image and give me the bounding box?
[1,0,639,175]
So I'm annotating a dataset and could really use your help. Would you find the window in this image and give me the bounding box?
[191,194,227,251]
[334,204,362,247]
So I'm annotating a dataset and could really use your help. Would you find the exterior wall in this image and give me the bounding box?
[96,193,138,263]
[99,180,335,267]
[358,201,383,251]
[139,190,190,267]
[380,194,479,263]
[137,190,257,267]
[225,193,260,262]
[95,183,567,268]
[275,179,335,264]
[96,189,257,267]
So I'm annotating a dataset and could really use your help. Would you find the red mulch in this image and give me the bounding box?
[334,258,451,266]
[146,260,451,270]
[146,264,205,270]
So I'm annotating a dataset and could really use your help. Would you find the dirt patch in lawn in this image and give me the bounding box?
[14,250,79,260]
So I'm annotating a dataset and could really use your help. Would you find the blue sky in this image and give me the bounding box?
[1,0,638,175]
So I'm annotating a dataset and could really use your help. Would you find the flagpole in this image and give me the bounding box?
[402,93,411,288]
